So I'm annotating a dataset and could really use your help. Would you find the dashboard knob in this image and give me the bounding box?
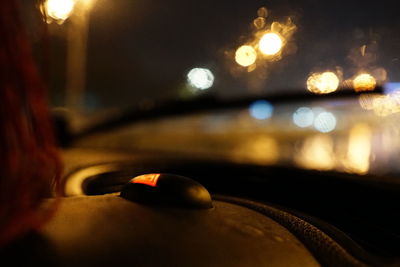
[120,173,213,209]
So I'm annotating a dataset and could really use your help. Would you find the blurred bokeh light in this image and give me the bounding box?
[313,111,336,133]
[235,45,257,67]
[295,134,335,171]
[43,0,75,23]
[358,93,379,110]
[373,92,400,116]
[306,72,339,94]
[345,123,372,174]
[187,68,214,90]
[249,100,274,120]
[259,32,283,56]
[358,91,400,116]
[292,107,314,128]
[353,73,376,92]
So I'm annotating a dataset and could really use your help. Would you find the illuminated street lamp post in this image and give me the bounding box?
[41,0,75,23]
[42,0,95,111]
[65,1,92,111]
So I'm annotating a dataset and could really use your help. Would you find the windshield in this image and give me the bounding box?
[20,0,400,179]
[24,0,400,111]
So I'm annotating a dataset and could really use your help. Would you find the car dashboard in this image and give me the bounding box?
[3,95,400,267]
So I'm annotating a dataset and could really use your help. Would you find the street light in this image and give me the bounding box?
[187,68,215,90]
[259,32,283,56]
[235,45,257,67]
[42,0,75,24]
[353,73,376,92]
[306,71,339,94]
[42,0,97,111]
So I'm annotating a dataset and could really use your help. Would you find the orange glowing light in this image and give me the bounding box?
[235,45,257,67]
[353,73,376,92]
[259,32,283,56]
[306,72,339,94]
[131,174,161,187]
[43,0,75,22]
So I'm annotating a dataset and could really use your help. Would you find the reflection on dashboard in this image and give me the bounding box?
[74,95,400,179]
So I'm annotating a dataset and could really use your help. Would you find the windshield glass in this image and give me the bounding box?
[24,0,400,111]
[20,0,400,179]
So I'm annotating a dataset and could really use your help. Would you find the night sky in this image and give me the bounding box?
[39,0,400,110]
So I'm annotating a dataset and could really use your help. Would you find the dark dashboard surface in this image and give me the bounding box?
[58,147,400,266]
[58,93,400,266]
[37,196,319,267]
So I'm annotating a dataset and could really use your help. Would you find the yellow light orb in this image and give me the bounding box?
[235,45,257,67]
[259,32,283,56]
[45,0,75,21]
[306,72,339,94]
[353,73,376,92]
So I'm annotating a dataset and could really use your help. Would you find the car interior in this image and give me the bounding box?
[1,1,400,266]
